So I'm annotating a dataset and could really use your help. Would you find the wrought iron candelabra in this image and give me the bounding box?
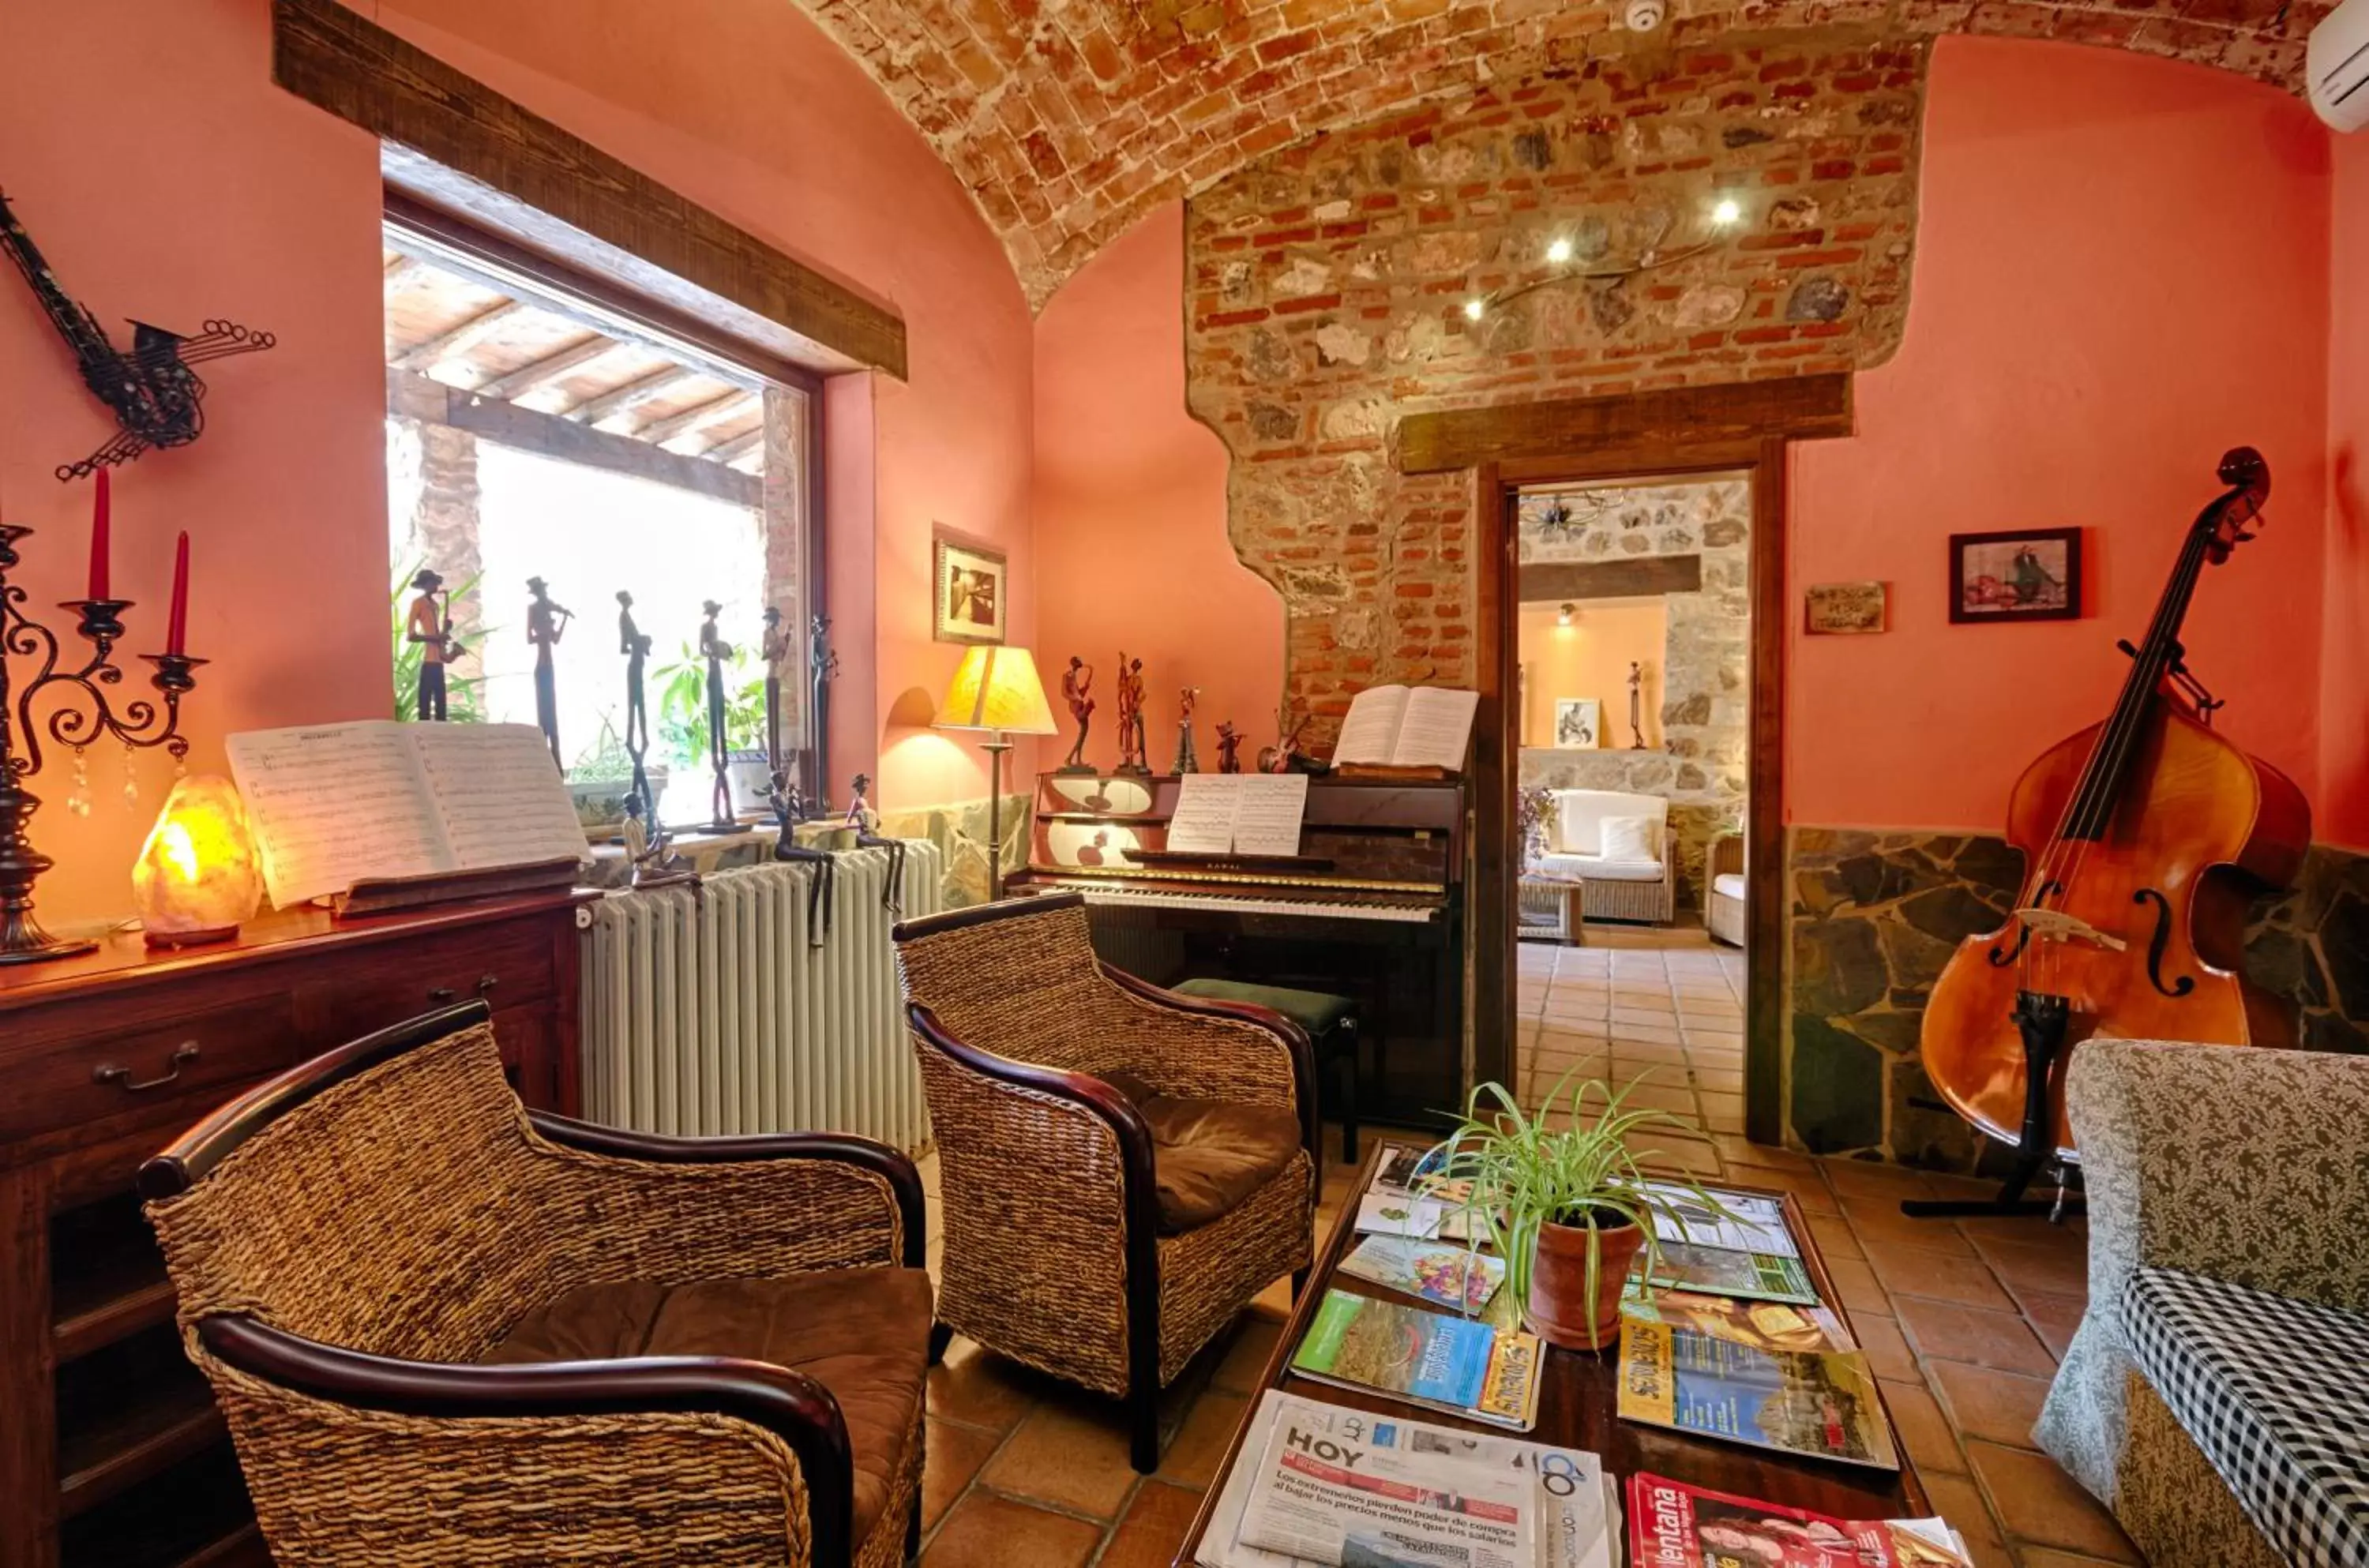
[0,523,202,963]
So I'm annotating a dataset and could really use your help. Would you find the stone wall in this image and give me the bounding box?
[1517,476,1748,906]
[1785,827,2369,1168]
[1184,31,1925,748]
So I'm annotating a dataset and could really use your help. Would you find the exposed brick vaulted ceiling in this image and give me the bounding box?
[794,0,2318,306]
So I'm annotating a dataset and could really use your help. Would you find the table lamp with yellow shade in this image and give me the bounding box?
[933,644,1057,900]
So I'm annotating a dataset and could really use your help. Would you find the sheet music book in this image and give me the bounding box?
[1163,774,1311,857]
[1332,685,1481,770]
[226,721,590,908]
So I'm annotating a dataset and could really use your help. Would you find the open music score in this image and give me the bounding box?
[227,721,589,909]
[1162,774,1310,857]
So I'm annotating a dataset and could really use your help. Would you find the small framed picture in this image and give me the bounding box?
[932,536,1008,645]
[1553,697,1601,748]
[1950,527,2081,624]
[1804,580,1888,635]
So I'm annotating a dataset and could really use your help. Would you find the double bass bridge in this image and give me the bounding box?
[2004,906,2128,955]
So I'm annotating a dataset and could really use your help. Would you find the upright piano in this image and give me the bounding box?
[1008,771,1468,1127]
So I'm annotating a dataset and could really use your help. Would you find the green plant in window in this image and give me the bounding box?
[389,558,489,723]
[653,638,767,768]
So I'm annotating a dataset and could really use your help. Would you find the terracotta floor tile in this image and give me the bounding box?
[1840,1195,1979,1258]
[1158,1389,1250,1490]
[1852,1311,1919,1382]
[1922,1471,2014,1568]
[1691,1066,1746,1094]
[1894,1297,2058,1379]
[1805,1214,1864,1262]
[1879,1375,1968,1477]
[1096,1480,1207,1568]
[1929,1360,2053,1450]
[923,1420,1005,1530]
[2019,1291,2087,1361]
[977,1397,1142,1518]
[1211,1314,1286,1397]
[1864,1241,2019,1312]
[927,1337,1042,1434]
[1737,1166,1841,1217]
[1823,1255,1894,1320]
[923,1490,1105,1568]
[1823,1157,1937,1199]
[1966,1441,2140,1562]
[1973,1234,2090,1300]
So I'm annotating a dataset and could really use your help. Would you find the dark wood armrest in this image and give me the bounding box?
[1094,964,1320,1166]
[527,1114,925,1270]
[198,1314,855,1567]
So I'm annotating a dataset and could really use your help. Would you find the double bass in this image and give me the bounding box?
[1913,448,2311,1218]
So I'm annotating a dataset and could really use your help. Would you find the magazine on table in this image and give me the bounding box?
[1620,1289,1854,1355]
[1290,1289,1542,1431]
[1617,1316,1899,1470]
[1238,1409,1534,1568]
[1639,1180,1800,1258]
[1632,1240,1820,1306]
[1199,1391,1617,1568]
[1339,1235,1506,1313]
[1357,1150,1477,1241]
[1627,1473,1973,1567]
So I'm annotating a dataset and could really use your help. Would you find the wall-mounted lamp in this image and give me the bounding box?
[1556,603,1576,628]
[1461,195,1750,324]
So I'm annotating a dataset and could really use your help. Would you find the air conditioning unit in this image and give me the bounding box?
[2311,0,2369,132]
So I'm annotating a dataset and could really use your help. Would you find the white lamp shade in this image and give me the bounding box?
[933,644,1059,735]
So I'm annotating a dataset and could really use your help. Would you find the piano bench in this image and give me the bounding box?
[1171,979,1362,1163]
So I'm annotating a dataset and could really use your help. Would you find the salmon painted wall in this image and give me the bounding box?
[0,0,388,930]
[2326,134,2369,851]
[373,0,1037,808]
[1034,203,1283,767]
[1515,601,1665,750]
[1792,37,2333,831]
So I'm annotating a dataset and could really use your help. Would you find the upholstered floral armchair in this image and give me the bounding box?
[893,893,1318,1471]
[141,1003,931,1567]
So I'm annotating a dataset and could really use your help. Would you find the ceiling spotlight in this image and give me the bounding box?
[1545,237,1574,265]
[1711,197,1744,227]
[1463,298,1486,321]
[1557,602,1576,628]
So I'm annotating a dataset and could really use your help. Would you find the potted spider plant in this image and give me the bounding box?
[1430,1071,1729,1352]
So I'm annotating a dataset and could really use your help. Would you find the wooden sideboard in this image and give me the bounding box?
[0,891,596,1568]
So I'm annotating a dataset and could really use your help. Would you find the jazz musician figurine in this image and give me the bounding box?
[760,606,790,775]
[766,768,835,945]
[1258,706,1312,775]
[404,568,462,722]
[1172,686,1201,775]
[809,613,840,805]
[1113,654,1149,776]
[1216,720,1245,775]
[621,793,693,891]
[698,600,736,831]
[1627,660,1647,750]
[618,591,655,816]
[844,771,909,915]
[1058,655,1097,774]
[525,577,572,767]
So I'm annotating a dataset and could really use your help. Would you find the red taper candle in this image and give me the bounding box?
[88,467,111,600]
[165,531,190,655]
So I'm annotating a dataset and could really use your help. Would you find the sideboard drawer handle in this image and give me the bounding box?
[429,973,500,1005]
[93,1042,201,1093]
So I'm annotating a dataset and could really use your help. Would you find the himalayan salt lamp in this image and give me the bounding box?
[132,775,262,946]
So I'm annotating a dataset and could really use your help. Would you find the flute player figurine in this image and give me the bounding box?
[699,599,735,831]
[618,591,654,816]
[525,576,571,767]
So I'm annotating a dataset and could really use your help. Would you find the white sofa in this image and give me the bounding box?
[1534,789,1676,925]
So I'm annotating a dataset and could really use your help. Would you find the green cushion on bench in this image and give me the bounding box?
[1170,978,1355,1038]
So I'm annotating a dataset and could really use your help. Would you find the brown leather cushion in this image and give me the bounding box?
[482,1267,929,1544]
[1106,1070,1301,1233]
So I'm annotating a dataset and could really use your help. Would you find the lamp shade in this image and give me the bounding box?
[131,775,262,945]
[933,644,1059,735]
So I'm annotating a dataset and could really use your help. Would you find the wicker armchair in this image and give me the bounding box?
[893,894,1318,1472]
[138,1002,930,1568]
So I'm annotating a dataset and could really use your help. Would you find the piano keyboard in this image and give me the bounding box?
[1067,883,1438,923]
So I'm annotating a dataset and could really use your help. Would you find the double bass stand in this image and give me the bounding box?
[1902,989,2086,1224]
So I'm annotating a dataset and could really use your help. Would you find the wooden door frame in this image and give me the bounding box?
[1402,374,1853,1146]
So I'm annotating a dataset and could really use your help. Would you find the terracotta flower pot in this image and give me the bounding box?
[1523,1213,1646,1352]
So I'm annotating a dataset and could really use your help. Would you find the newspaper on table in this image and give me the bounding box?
[1238,1409,1533,1568]
[1200,1391,1616,1568]
[1638,1180,1799,1258]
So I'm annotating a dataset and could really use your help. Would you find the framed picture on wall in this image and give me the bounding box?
[1553,697,1601,749]
[932,535,1008,644]
[1950,527,2081,625]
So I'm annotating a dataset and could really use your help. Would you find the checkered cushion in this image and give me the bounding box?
[2123,1266,2369,1568]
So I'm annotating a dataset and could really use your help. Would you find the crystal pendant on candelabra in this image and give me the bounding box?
[67,748,89,816]
[122,742,139,808]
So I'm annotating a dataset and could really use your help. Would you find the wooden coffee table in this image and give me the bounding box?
[1173,1138,1932,1565]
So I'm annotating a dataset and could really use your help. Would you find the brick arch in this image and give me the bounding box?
[794,0,2314,305]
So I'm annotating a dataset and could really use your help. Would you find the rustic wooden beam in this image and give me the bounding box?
[702,426,765,464]
[275,0,906,378]
[389,368,758,506]
[564,367,696,426]
[1516,554,1703,604]
[391,300,527,370]
[640,389,758,445]
[1394,373,1853,474]
[472,334,624,400]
